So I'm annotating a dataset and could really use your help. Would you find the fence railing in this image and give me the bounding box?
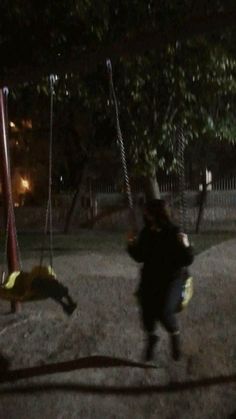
[91,175,236,194]
[211,176,236,191]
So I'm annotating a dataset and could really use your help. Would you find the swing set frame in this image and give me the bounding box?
[0,77,57,312]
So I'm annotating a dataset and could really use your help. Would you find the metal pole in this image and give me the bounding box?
[0,89,21,313]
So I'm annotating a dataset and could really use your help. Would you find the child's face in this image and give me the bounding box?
[143,208,156,227]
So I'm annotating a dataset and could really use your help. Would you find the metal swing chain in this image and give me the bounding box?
[176,124,187,233]
[40,75,55,269]
[106,59,136,230]
[1,88,22,284]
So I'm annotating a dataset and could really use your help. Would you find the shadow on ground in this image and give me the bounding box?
[0,355,235,395]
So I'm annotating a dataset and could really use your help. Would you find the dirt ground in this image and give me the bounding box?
[0,237,235,419]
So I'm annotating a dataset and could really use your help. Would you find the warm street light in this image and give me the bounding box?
[21,177,30,191]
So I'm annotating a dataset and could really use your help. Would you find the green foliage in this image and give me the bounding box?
[114,40,236,177]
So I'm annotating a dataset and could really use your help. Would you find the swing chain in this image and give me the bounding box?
[40,74,56,269]
[3,87,9,96]
[1,88,22,282]
[106,59,134,212]
[176,124,187,232]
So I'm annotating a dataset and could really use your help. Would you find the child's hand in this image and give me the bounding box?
[178,233,190,247]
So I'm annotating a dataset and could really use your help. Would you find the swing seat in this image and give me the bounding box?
[177,276,193,312]
[0,266,56,302]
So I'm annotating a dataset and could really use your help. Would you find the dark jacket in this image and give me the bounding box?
[128,223,194,295]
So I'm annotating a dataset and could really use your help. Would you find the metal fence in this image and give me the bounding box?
[211,176,236,191]
[91,175,236,194]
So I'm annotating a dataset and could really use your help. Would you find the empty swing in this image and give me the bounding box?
[0,77,77,314]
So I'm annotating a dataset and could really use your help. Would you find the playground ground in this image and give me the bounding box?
[0,230,235,419]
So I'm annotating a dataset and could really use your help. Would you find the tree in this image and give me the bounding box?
[108,38,236,198]
[1,1,236,209]
[0,1,235,86]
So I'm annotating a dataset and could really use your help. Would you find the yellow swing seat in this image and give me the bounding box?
[0,266,56,302]
[178,276,194,312]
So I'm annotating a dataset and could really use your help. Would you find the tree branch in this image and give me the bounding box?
[0,11,235,88]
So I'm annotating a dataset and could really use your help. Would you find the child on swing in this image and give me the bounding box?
[31,266,77,315]
[2,266,77,315]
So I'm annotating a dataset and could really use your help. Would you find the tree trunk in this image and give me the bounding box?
[195,174,207,234]
[144,169,161,201]
[63,158,88,234]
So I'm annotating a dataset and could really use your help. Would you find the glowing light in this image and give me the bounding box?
[21,119,32,129]
[10,121,19,132]
[21,178,30,191]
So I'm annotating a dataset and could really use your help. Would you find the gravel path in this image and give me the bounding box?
[0,240,235,419]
